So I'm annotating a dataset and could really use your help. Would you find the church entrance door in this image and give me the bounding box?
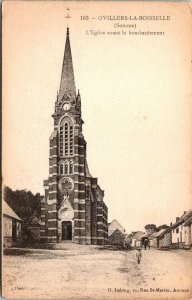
[62,221,72,240]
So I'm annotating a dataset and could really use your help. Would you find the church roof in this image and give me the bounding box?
[58,28,76,103]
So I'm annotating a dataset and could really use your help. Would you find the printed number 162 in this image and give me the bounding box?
[81,16,89,20]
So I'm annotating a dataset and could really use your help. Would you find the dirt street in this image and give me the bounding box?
[3,244,192,300]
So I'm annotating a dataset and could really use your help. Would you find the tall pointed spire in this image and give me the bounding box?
[58,28,76,102]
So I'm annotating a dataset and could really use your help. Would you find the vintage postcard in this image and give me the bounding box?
[2,1,192,299]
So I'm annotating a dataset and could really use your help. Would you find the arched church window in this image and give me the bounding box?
[69,161,73,174]
[64,161,69,174]
[69,125,73,156]
[64,123,69,156]
[60,118,74,157]
[59,164,63,175]
[59,126,64,156]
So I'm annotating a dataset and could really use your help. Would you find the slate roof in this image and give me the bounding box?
[157,227,171,238]
[58,28,76,102]
[3,201,22,221]
[149,229,165,238]
[183,216,192,226]
[171,209,192,229]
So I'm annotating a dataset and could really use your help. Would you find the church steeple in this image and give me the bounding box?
[41,25,108,246]
[58,27,76,103]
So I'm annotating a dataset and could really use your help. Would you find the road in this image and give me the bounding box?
[3,244,192,300]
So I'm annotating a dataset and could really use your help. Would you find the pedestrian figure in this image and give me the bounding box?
[148,241,150,249]
[136,249,142,264]
[144,239,148,250]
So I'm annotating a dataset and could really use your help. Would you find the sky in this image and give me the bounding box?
[3,1,192,233]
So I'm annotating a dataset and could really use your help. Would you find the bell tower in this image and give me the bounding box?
[40,28,108,245]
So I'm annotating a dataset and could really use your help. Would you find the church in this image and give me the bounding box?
[40,28,108,245]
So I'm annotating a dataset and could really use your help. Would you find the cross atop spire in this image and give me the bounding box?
[58,27,76,103]
[65,8,71,21]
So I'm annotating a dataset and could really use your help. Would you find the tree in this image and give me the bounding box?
[3,186,41,222]
[157,224,169,231]
[144,224,157,233]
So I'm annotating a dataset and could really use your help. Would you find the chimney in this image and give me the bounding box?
[170,222,172,226]
[176,217,179,222]
[183,211,186,215]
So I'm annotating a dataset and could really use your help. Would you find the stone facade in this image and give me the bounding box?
[40,28,108,245]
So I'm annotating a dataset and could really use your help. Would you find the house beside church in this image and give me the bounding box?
[40,28,108,245]
[3,201,22,247]
[183,216,192,247]
[108,219,126,237]
[171,210,192,248]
